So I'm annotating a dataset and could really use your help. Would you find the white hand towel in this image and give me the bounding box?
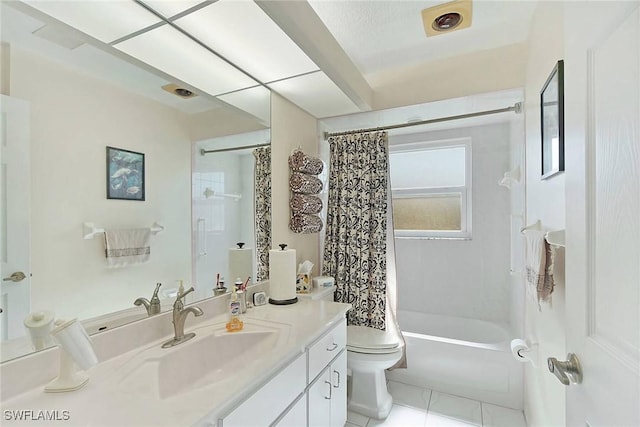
[103,228,151,268]
[523,230,555,308]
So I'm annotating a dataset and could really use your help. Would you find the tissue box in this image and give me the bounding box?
[312,276,335,289]
[296,273,312,293]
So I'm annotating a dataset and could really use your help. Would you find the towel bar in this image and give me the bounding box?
[520,220,565,248]
[520,220,541,233]
[83,222,164,240]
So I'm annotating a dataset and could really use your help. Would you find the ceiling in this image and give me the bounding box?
[308,0,538,80]
[2,0,538,122]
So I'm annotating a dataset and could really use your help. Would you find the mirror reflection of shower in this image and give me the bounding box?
[192,129,270,301]
[202,187,242,201]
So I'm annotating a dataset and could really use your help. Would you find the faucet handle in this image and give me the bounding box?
[151,282,162,300]
[177,286,195,302]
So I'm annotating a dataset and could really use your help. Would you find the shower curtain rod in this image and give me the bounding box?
[200,142,270,155]
[323,102,522,139]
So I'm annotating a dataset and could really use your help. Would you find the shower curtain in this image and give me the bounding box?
[254,146,271,282]
[323,131,406,367]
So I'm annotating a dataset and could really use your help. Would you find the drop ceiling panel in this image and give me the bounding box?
[268,72,360,118]
[218,86,271,126]
[175,0,319,83]
[140,0,208,19]
[23,0,161,43]
[114,25,258,97]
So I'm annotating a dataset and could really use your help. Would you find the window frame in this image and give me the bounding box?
[389,138,472,239]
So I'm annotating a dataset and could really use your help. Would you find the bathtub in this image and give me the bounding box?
[386,310,523,410]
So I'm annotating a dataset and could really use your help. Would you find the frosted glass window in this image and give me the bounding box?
[393,194,461,231]
[390,140,471,238]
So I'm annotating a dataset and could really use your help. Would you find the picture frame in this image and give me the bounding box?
[540,60,565,180]
[106,146,145,201]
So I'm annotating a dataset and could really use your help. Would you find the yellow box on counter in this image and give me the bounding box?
[296,273,312,293]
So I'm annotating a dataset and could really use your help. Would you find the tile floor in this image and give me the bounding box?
[345,381,527,427]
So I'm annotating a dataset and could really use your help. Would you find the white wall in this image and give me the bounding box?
[371,43,527,111]
[392,123,512,324]
[522,2,566,426]
[270,93,320,271]
[10,48,192,321]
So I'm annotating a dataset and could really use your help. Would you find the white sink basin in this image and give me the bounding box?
[117,319,289,399]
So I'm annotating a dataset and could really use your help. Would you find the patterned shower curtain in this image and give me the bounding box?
[254,146,271,282]
[323,131,388,330]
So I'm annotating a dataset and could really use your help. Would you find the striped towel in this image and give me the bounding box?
[103,228,151,268]
[523,230,555,308]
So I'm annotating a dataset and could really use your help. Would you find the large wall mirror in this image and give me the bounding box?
[0,1,270,362]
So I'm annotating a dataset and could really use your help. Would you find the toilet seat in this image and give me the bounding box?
[347,325,400,354]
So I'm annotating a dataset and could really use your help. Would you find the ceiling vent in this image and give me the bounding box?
[162,83,198,99]
[422,0,472,37]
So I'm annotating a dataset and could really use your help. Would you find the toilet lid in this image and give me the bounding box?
[347,325,400,352]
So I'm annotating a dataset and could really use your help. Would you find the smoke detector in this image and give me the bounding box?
[161,83,198,99]
[422,0,472,37]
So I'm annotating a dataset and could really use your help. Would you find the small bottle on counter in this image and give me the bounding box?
[214,273,227,296]
[226,285,244,332]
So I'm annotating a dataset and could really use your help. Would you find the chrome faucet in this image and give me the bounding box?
[134,282,162,316]
[162,286,204,348]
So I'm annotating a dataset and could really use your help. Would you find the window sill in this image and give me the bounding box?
[394,236,472,241]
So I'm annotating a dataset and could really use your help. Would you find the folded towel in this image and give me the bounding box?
[290,193,323,214]
[523,230,555,308]
[288,150,324,175]
[103,228,151,268]
[289,172,323,194]
[289,213,323,234]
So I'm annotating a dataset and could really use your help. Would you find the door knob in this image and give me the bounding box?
[548,353,583,385]
[3,272,26,282]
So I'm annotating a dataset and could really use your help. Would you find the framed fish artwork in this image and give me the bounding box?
[106,146,145,201]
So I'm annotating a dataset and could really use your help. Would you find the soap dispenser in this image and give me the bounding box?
[226,286,244,332]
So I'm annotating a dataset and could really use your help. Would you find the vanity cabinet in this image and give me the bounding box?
[216,352,306,427]
[307,350,347,427]
[307,318,347,427]
[273,393,307,426]
[213,317,347,427]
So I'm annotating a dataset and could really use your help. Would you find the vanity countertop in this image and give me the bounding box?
[1,299,350,426]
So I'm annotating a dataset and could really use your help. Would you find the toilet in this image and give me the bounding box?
[298,285,402,420]
[346,322,402,419]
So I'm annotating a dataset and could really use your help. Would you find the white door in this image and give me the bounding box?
[564,3,639,426]
[0,95,31,341]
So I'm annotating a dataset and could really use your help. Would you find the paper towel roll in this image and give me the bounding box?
[511,339,537,366]
[269,244,297,304]
[229,243,253,284]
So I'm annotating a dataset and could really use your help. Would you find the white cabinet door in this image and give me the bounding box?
[329,351,347,427]
[308,365,332,427]
[307,350,347,427]
[222,353,306,427]
[274,394,306,427]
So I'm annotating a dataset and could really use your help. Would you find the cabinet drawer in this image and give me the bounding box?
[222,352,306,427]
[307,318,346,382]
